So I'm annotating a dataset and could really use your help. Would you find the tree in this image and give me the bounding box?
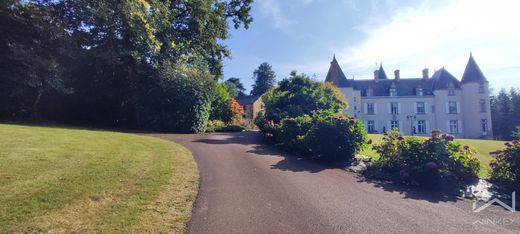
[229,98,244,124]
[223,81,239,97]
[225,77,246,96]
[0,1,70,120]
[209,83,234,123]
[251,62,276,95]
[262,71,347,123]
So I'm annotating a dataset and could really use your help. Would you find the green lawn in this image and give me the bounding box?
[0,124,198,233]
[360,134,506,178]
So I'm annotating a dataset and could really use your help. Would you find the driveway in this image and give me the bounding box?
[155,131,520,234]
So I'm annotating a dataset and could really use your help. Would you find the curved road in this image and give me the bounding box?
[155,132,520,234]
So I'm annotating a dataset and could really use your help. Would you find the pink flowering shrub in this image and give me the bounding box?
[490,140,520,189]
[373,129,480,185]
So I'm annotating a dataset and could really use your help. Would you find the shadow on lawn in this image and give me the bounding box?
[192,131,461,203]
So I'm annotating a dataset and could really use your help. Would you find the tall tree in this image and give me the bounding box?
[0,1,70,119]
[251,62,276,95]
[225,77,245,96]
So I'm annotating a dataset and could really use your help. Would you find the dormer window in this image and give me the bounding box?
[416,86,423,96]
[389,84,397,96]
[448,82,455,96]
[367,88,373,97]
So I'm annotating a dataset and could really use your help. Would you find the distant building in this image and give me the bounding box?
[236,95,264,127]
[325,54,493,139]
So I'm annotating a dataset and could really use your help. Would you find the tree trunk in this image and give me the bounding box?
[32,88,43,120]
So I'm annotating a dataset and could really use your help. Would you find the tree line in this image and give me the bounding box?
[0,0,254,132]
[491,88,520,140]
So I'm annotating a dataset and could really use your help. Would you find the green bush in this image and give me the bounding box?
[304,114,367,162]
[258,112,367,162]
[490,140,520,189]
[142,64,214,133]
[206,120,226,133]
[373,129,480,185]
[215,124,246,132]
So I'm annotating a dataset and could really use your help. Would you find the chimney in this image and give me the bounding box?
[422,68,429,79]
[394,69,400,80]
[374,70,379,81]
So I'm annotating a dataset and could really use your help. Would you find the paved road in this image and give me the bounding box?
[155,132,520,234]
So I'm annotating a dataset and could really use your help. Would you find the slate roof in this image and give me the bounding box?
[236,95,262,105]
[324,56,474,97]
[376,64,389,80]
[461,54,487,84]
[352,79,434,96]
[430,68,461,90]
[325,55,350,87]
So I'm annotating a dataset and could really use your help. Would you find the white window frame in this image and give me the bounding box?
[390,102,399,115]
[416,102,426,114]
[417,120,426,134]
[480,99,486,112]
[367,120,376,133]
[391,120,400,131]
[367,103,375,115]
[448,101,458,114]
[449,120,459,134]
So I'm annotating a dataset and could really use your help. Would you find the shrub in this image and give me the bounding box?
[215,124,246,132]
[210,83,234,123]
[373,129,480,185]
[490,140,520,189]
[142,64,214,133]
[304,114,367,162]
[206,120,226,133]
[229,98,244,124]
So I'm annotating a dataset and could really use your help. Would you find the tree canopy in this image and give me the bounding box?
[262,71,347,123]
[0,0,253,132]
[251,62,276,95]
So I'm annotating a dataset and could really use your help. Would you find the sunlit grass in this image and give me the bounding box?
[0,124,198,233]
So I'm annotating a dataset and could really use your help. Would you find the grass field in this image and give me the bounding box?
[360,134,506,178]
[0,124,198,233]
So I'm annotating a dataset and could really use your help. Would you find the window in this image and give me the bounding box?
[367,88,373,97]
[416,86,423,96]
[481,119,488,134]
[391,102,399,114]
[367,120,376,133]
[416,102,425,114]
[417,120,426,134]
[449,120,459,134]
[448,101,458,114]
[479,83,485,94]
[390,87,397,96]
[391,120,400,130]
[480,99,486,112]
[448,82,455,96]
[367,103,375,115]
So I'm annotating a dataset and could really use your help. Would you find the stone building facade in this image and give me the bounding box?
[325,54,493,139]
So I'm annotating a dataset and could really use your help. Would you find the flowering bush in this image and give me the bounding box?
[373,129,480,185]
[490,140,520,189]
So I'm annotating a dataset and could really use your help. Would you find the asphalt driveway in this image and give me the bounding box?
[155,131,520,234]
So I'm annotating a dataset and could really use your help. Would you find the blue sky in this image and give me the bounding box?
[223,0,520,94]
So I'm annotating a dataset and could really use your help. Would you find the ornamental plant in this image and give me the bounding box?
[490,140,520,190]
[373,129,480,185]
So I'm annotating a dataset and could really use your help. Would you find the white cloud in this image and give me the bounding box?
[257,0,297,29]
[336,0,520,90]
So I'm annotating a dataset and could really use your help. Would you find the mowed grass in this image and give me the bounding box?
[0,124,198,233]
[360,134,507,178]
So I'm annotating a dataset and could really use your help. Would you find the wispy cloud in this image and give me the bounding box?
[336,0,520,89]
[257,0,297,29]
